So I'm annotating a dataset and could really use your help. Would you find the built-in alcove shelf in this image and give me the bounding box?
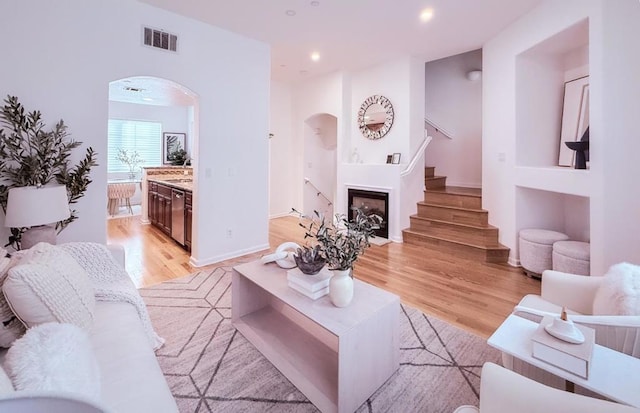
[515,18,589,170]
[515,166,591,197]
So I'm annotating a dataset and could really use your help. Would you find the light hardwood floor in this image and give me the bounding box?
[107,215,540,338]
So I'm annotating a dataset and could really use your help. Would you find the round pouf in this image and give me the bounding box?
[519,229,570,278]
[553,241,590,276]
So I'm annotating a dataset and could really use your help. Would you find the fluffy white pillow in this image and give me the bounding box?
[3,243,95,331]
[592,262,640,315]
[5,323,100,400]
[0,249,26,347]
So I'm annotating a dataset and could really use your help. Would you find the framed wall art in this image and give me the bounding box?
[163,132,186,164]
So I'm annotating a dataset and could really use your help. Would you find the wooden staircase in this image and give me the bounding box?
[403,167,510,263]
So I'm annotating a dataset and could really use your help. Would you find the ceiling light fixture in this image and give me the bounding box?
[285,10,296,16]
[310,1,320,6]
[142,97,154,102]
[420,8,434,22]
[311,52,320,62]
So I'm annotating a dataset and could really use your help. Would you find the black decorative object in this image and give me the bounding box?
[293,246,326,275]
[565,127,589,169]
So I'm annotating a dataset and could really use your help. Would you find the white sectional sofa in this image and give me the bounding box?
[0,243,178,412]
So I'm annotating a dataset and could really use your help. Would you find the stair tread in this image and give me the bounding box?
[403,229,509,251]
[425,186,481,197]
[410,215,496,230]
[425,175,446,181]
[418,201,487,213]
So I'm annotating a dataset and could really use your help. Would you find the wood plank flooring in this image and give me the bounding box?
[107,215,540,338]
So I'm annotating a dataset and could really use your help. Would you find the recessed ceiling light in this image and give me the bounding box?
[280,64,287,68]
[310,1,320,6]
[420,8,434,22]
[285,9,296,16]
[142,97,154,102]
[310,52,320,62]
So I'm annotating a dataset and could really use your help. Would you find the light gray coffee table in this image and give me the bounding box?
[232,260,400,413]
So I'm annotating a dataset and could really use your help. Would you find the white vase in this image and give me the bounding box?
[329,269,354,307]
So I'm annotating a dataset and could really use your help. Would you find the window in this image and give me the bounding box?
[108,119,162,173]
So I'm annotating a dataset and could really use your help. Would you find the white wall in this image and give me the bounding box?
[349,58,412,164]
[483,0,640,273]
[425,49,483,188]
[269,81,295,218]
[0,0,270,265]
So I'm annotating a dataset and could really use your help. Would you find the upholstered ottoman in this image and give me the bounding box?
[519,229,569,278]
[552,240,590,276]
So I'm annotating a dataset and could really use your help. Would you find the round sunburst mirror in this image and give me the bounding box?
[357,95,394,140]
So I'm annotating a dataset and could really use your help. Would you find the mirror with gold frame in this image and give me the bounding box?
[357,95,394,140]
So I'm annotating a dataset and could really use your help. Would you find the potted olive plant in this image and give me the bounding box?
[294,208,382,307]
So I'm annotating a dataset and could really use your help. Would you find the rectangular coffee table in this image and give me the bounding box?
[488,314,640,407]
[232,260,400,413]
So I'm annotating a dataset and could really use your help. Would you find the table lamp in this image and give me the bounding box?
[4,185,71,249]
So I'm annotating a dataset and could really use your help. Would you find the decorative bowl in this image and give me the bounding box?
[293,246,326,275]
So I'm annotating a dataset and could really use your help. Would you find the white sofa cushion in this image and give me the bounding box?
[3,243,95,331]
[91,301,177,413]
[5,323,100,400]
[0,250,25,347]
[593,262,640,316]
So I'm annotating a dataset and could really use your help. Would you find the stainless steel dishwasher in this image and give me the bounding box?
[171,189,185,245]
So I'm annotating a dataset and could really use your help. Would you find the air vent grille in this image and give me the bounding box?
[143,27,177,52]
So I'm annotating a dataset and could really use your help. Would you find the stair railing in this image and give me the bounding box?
[425,117,454,140]
[304,177,333,206]
[400,136,432,178]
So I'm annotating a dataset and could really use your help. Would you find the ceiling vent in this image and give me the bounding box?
[143,27,178,52]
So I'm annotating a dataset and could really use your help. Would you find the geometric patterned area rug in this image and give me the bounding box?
[140,265,500,413]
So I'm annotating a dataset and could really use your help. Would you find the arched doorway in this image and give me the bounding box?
[303,113,337,217]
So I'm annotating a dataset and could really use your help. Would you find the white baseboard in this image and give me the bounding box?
[508,256,521,267]
[190,243,270,267]
[269,211,291,219]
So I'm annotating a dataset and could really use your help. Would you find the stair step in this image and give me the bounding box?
[409,215,499,245]
[425,176,446,189]
[403,229,510,263]
[425,166,435,178]
[417,202,488,226]
[425,186,482,209]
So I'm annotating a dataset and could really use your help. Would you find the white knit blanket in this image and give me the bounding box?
[60,243,165,350]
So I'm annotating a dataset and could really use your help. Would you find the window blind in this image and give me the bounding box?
[108,119,162,173]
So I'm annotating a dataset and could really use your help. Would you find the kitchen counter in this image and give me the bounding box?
[148,177,193,192]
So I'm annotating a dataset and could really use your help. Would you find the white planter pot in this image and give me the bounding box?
[329,269,354,307]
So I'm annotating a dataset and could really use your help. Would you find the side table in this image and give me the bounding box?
[488,314,640,407]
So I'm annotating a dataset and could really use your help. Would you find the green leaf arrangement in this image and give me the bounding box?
[0,95,98,249]
[292,208,382,273]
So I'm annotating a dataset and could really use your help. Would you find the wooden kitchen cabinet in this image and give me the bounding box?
[147,180,192,251]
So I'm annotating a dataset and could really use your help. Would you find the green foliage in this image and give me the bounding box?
[116,148,143,174]
[293,208,382,273]
[0,95,98,249]
[168,148,189,166]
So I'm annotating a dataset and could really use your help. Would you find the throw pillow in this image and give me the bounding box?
[0,249,26,347]
[3,243,95,331]
[592,262,640,315]
[5,322,100,400]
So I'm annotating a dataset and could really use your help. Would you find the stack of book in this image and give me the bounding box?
[287,267,331,300]
[531,315,595,379]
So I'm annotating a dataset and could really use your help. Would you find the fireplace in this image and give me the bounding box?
[348,189,389,239]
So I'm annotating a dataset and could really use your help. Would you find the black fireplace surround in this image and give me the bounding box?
[347,189,389,239]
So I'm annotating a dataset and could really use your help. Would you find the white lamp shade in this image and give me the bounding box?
[5,185,71,228]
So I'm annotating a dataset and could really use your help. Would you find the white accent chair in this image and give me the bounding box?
[504,269,640,390]
[453,362,640,413]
